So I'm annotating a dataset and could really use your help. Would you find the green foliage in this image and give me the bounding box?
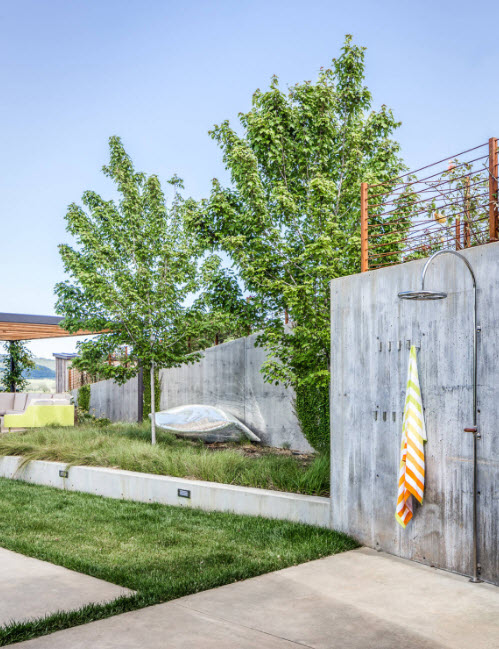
[188,254,266,349]
[77,384,91,412]
[55,136,203,386]
[142,367,160,421]
[294,382,330,454]
[0,478,355,645]
[186,35,406,391]
[403,160,490,262]
[0,341,36,392]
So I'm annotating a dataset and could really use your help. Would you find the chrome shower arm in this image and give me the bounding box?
[421,249,477,291]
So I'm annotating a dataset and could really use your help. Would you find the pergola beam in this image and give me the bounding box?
[0,313,98,341]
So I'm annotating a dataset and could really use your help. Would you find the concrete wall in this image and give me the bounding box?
[330,243,499,585]
[71,335,310,452]
[0,456,330,528]
[72,374,140,423]
[159,334,311,452]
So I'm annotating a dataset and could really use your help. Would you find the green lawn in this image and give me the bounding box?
[0,422,329,496]
[0,478,355,646]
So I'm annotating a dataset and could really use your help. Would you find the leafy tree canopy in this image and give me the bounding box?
[55,136,203,384]
[187,35,406,388]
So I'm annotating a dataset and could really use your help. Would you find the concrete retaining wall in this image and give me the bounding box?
[72,374,140,423]
[0,456,330,528]
[159,334,311,452]
[330,243,499,585]
[72,335,310,452]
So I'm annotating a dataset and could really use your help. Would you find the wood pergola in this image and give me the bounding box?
[0,313,95,341]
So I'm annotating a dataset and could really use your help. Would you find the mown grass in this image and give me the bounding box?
[0,478,355,645]
[0,423,330,496]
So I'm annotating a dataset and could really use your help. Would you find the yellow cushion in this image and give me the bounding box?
[3,404,74,429]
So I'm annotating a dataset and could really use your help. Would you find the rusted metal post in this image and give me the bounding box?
[455,217,461,250]
[464,177,471,248]
[361,182,368,272]
[489,137,498,242]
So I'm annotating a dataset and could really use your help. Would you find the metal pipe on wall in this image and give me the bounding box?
[399,249,481,582]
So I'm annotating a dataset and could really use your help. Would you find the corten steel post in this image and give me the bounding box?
[455,217,461,250]
[464,177,471,248]
[489,137,498,242]
[361,182,369,272]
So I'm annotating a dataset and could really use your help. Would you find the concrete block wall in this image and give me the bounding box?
[160,334,312,452]
[330,242,499,585]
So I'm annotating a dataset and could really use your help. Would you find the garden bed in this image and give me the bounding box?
[0,422,329,496]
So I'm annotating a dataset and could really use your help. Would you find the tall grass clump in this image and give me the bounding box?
[0,423,329,496]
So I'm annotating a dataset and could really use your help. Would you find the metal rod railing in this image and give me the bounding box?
[360,138,498,272]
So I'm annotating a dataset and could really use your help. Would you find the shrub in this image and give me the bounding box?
[78,384,91,413]
[294,382,330,454]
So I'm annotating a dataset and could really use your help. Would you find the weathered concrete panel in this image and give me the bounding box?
[71,336,309,451]
[0,457,330,528]
[160,335,311,452]
[72,375,139,423]
[330,242,499,585]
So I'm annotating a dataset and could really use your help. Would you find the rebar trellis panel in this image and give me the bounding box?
[361,138,498,272]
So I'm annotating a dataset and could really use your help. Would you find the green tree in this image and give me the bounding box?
[1,341,36,392]
[55,136,202,444]
[186,36,407,450]
[189,255,266,349]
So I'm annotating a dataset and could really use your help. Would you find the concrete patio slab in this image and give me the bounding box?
[0,548,133,628]
[9,547,499,648]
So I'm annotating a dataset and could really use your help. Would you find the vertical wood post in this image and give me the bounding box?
[489,137,498,241]
[360,182,368,272]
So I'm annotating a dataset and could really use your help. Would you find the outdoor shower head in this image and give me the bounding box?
[398,290,448,300]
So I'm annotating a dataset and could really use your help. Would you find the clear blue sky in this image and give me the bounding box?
[1,0,497,357]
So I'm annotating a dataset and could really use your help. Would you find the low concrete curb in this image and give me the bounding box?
[0,456,330,528]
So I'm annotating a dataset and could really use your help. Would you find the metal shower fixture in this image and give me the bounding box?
[398,249,481,583]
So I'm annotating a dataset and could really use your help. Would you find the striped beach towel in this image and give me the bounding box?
[396,345,427,528]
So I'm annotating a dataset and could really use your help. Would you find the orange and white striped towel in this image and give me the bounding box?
[396,345,427,528]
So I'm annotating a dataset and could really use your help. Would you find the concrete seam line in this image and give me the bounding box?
[174,602,316,649]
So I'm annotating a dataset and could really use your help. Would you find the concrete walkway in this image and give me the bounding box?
[0,548,132,628]
[10,547,499,648]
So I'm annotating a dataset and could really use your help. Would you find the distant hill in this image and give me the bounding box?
[32,357,56,372]
[25,364,56,379]
[0,356,56,379]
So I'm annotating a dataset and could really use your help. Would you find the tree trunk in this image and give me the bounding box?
[150,362,156,445]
